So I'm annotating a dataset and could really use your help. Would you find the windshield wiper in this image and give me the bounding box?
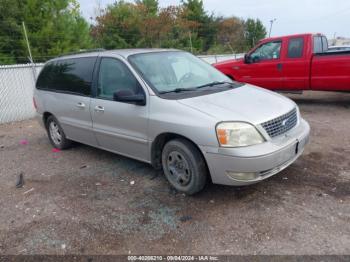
[159,81,235,94]
[159,88,197,94]
[194,81,234,89]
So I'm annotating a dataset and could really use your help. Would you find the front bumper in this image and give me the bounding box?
[201,118,310,186]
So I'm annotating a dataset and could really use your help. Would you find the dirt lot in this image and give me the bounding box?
[0,91,349,255]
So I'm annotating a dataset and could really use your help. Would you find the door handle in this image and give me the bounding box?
[94,105,105,112]
[76,102,86,109]
[277,63,283,71]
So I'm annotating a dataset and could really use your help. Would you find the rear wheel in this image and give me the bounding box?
[46,116,72,149]
[162,139,207,195]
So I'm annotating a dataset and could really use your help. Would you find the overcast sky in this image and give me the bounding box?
[78,0,350,39]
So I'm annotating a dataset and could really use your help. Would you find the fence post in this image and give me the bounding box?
[22,21,37,84]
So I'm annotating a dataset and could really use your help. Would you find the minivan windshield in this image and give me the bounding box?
[128,51,232,94]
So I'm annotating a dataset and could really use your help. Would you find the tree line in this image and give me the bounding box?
[0,0,267,65]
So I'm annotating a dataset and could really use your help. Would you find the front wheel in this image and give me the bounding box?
[161,139,208,195]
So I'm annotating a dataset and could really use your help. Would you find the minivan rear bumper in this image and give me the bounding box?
[35,113,45,128]
[201,119,310,186]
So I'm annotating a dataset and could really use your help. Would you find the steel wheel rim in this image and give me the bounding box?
[166,150,192,187]
[49,121,62,145]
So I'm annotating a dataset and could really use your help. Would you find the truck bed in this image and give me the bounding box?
[311,51,350,91]
[317,50,350,56]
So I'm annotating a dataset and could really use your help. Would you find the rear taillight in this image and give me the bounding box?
[33,97,38,111]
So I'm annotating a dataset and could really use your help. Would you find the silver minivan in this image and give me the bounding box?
[34,49,310,194]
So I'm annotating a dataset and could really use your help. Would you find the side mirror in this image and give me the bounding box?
[113,90,146,106]
[244,54,252,64]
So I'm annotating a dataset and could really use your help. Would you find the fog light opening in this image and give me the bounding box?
[226,171,258,181]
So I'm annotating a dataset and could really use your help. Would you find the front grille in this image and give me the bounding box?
[261,108,298,138]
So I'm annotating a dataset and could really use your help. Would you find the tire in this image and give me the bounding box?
[46,115,72,149]
[161,138,207,195]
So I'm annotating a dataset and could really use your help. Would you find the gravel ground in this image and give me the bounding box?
[0,91,349,255]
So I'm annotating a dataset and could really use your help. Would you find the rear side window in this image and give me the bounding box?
[313,36,323,53]
[288,37,304,58]
[36,57,97,96]
[322,36,328,52]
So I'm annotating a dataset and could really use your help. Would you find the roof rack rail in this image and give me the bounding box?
[58,48,105,57]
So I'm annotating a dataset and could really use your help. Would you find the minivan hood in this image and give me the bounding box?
[178,84,296,125]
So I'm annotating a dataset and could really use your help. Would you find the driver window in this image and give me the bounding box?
[98,58,141,100]
[250,41,282,62]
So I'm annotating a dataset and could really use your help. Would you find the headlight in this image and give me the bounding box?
[216,122,265,147]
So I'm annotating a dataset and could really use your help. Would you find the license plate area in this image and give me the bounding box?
[295,141,300,155]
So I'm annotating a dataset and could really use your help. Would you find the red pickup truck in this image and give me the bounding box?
[214,33,350,92]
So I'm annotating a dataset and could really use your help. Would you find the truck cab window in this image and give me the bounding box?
[313,36,323,53]
[288,37,304,58]
[322,36,328,52]
[250,41,281,62]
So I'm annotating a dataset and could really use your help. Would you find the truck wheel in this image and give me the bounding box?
[46,116,72,149]
[161,138,207,195]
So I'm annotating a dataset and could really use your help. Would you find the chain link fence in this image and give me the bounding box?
[0,53,243,124]
[0,64,43,124]
[198,53,244,64]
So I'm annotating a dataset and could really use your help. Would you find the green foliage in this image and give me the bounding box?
[92,1,141,49]
[0,0,93,64]
[0,0,268,64]
[0,0,26,64]
[244,18,267,49]
[182,0,206,23]
[92,1,267,54]
[135,0,159,16]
